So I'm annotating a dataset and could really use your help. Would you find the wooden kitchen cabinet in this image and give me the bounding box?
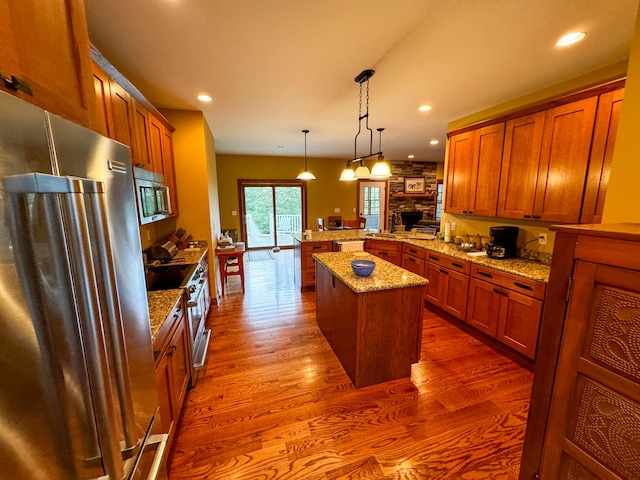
[498,96,598,223]
[468,264,545,359]
[365,239,402,266]
[0,0,96,128]
[424,252,470,320]
[107,79,135,148]
[580,87,624,224]
[446,123,504,217]
[91,62,113,138]
[161,122,179,215]
[401,243,426,276]
[520,224,640,480]
[293,240,333,290]
[131,98,153,170]
[154,295,190,455]
[148,113,165,175]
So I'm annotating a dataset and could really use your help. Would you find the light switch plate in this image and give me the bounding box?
[334,208,340,213]
[232,210,237,216]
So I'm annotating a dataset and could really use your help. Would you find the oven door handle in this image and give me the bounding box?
[187,283,205,308]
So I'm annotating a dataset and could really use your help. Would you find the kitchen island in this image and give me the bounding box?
[313,251,428,388]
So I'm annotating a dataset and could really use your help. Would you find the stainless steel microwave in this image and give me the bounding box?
[133,167,172,225]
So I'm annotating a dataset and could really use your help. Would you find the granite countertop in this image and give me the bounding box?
[293,231,550,284]
[147,289,184,342]
[313,251,428,293]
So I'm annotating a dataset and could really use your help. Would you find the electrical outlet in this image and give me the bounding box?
[334,208,341,213]
[538,233,547,245]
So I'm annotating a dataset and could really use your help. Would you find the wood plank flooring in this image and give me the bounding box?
[168,249,534,479]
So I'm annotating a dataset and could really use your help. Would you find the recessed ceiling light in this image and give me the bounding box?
[196,94,213,102]
[418,105,432,112]
[407,154,415,159]
[276,145,284,148]
[430,139,439,145]
[556,31,586,47]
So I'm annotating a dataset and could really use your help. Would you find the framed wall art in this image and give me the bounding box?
[404,177,426,194]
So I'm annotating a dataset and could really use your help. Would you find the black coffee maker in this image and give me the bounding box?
[487,226,519,259]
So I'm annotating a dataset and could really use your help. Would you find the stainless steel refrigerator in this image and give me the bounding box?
[0,91,167,479]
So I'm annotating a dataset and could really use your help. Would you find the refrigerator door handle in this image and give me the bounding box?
[85,186,143,459]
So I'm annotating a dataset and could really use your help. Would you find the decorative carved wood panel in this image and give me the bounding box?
[540,261,640,479]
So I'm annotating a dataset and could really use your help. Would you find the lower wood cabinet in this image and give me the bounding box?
[467,277,543,359]
[401,243,426,276]
[154,295,190,454]
[294,240,332,290]
[423,252,470,320]
[365,239,402,266]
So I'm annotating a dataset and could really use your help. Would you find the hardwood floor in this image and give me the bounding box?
[169,249,534,479]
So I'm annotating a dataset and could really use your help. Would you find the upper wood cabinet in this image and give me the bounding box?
[446,123,504,217]
[107,79,135,148]
[131,99,153,170]
[580,87,624,224]
[0,0,96,128]
[161,124,179,215]
[148,114,165,176]
[497,97,598,223]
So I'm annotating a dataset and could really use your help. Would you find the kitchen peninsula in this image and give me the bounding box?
[314,252,428,388]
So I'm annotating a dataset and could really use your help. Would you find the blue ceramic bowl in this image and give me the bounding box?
[351,259,376,277]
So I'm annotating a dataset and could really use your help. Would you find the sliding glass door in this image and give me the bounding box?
[239,180,306,249]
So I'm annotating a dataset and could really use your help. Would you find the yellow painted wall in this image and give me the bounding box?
[160,108,221,299]
[603,8,640,222]
[443,61,633,254]
[216,154,358,238]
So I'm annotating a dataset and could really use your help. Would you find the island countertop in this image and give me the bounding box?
[294,231,550,284]
[313,251,428,293]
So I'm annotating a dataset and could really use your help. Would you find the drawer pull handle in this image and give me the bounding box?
[429,255,440,261]
[312,245,322,249]
[501,291,508,297]
[514,281,533,291]
[409,248,417,254]
[493,288,501,294]
[439,268,449,275]
[478,271,493,278]
[408,257,416,263]
[452,262,463,268]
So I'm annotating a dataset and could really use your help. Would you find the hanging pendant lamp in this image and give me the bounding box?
[339,69,389,180]
[296,129,316,180]
[370,128,392,179]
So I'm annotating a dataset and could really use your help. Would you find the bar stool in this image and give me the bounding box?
[216,244,245,295]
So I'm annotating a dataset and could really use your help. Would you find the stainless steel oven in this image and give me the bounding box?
[185,257,211,386]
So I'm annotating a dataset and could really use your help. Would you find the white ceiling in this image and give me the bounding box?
[85,0,639,163]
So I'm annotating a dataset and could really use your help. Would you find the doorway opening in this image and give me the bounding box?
[239,180,307,250]
[357,180,388,232]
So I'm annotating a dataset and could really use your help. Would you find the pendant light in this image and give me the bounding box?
[296,129,316,180]
[370,128,392,179]
[338,69,388,180]
[339,161,356,181]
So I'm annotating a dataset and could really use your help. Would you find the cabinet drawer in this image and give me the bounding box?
[425,251,471,274]
[471,264,546,300]
[402,243,426,259]
[402,254,425,276]
[153,295,185,363]
[365,239,402,252]
[301,241,332,254]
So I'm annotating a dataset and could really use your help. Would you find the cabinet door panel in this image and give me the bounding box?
[154,351,175,439]
[161,125,179,215]
[131,99,152,169]
[402,255,425,277]
[442,268,469,320]
[425,263,444,307]
[581,88,624,224]
[91,62,112,137]
[533,97,597,223]
[108,80,133,147]
[170,317,190,418]
[468,123,504,217]
[148,114,165,175]
[466,278,500,336]
[445,131,474,214]
[496,289,542,359]
[497,112,545,219]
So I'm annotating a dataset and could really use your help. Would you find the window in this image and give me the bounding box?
[435,180,444,221]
